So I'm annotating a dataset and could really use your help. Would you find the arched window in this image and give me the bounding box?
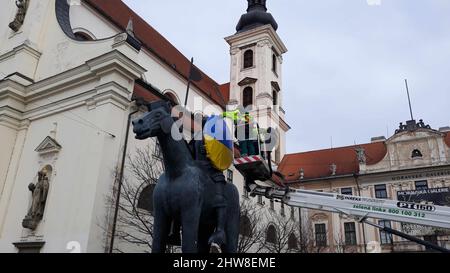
[412,149,423,158]
[266,225,277,244]
[137,184,156,214]
[243,87,253,108]
[74,31,94,41]
[272,90,278,106]
[164,91,179,106]
[272,54,277,73]
[243,50,254,69]
[288,233,298,250]
[239,215,252,237]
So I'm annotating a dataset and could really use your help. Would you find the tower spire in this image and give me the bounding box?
[236,0,278,33]
[247,0,267,12]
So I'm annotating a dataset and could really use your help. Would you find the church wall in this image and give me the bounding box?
[0,98,132,252]
[70,2,119,39]
[0,126,18,198]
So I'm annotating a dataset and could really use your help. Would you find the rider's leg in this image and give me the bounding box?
[239,141,248,156]
[208,174,228,247]
[248,140,257,156]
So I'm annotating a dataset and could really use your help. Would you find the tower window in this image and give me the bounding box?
[272,54,277,73]
[272,90,278,106]
[412,149,423,158]
[243,87,253,108]
[243,50,254,69]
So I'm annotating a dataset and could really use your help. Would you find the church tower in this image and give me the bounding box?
[225,0,290,164]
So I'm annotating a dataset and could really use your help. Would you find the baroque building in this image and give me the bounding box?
[278,120,450,252]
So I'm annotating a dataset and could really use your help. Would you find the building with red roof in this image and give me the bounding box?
[278,119,450,253]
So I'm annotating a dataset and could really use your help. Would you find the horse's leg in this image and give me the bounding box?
[181,208,201,253]
[152,209,171,253]
[198,223,215,254]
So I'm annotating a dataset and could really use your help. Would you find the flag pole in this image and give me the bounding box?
[405,79,414,121]
[184,57,194,107]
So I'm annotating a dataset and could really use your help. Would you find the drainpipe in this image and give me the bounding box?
[108,101,141,253]
[354,174,367,253]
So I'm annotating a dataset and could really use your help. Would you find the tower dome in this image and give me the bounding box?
[236,0,278,33]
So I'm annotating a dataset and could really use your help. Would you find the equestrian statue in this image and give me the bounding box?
[132,101,240,253]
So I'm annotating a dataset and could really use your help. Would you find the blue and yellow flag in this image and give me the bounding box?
[203,115,233,171]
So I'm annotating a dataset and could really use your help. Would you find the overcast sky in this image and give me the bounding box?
[123,0,450,154]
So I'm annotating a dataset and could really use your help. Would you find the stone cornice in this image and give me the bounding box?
[0,50,146,123]
[0,42,42,63]
[225,25,288,55]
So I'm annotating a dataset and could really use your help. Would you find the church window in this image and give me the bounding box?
[243,87,253,108]
[266,225,277,244]
[243,50,254,69]
[137,184,156,214]
[74,31,94,41]
[240,215,252,237]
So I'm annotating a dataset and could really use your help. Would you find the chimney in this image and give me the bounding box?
[371,136,386,143]
[439,127,450,133]
[330,164,337,176]
[299,168,304,180]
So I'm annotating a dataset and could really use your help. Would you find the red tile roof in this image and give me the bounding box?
[278,142,387,182]
[85,0,227,107]
[445,132,450,148]
[219,83,230,103]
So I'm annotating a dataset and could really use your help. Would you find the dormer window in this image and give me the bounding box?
[412,149,423,158]
[243,50,254,69]
[74,31,94,41]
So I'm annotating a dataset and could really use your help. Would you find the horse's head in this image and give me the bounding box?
[132,101,173,140]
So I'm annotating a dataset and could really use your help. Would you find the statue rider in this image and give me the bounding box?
[168,114,228,250]
[192,117,228,248]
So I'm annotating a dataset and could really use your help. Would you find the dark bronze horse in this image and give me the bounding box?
[132,101,240,253]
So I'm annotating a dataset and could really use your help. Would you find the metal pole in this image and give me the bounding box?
[363,220,450,253]
[354,174,367,253]
[405,79,414,121]
[184,57,194,107]
[109,109,139,253]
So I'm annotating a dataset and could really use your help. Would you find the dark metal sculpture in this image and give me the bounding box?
[132,101,240,253]
[9,0,29,32]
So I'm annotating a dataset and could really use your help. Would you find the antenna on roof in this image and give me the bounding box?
[404,79,414,121]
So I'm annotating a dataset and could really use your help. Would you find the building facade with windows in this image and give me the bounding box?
[278,120,450,253]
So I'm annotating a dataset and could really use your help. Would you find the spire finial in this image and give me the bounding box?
[126,18,135,37]
[247,0,267,11]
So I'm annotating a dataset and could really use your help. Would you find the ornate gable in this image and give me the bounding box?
[35,137,62,155]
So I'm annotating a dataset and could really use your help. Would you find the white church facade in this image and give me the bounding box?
[0,0,293,253]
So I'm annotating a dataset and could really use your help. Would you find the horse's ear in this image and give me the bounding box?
[161,117,173,134]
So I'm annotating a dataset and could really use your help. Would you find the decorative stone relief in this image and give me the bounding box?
[22,168,50,230]
[9,0,30,32]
